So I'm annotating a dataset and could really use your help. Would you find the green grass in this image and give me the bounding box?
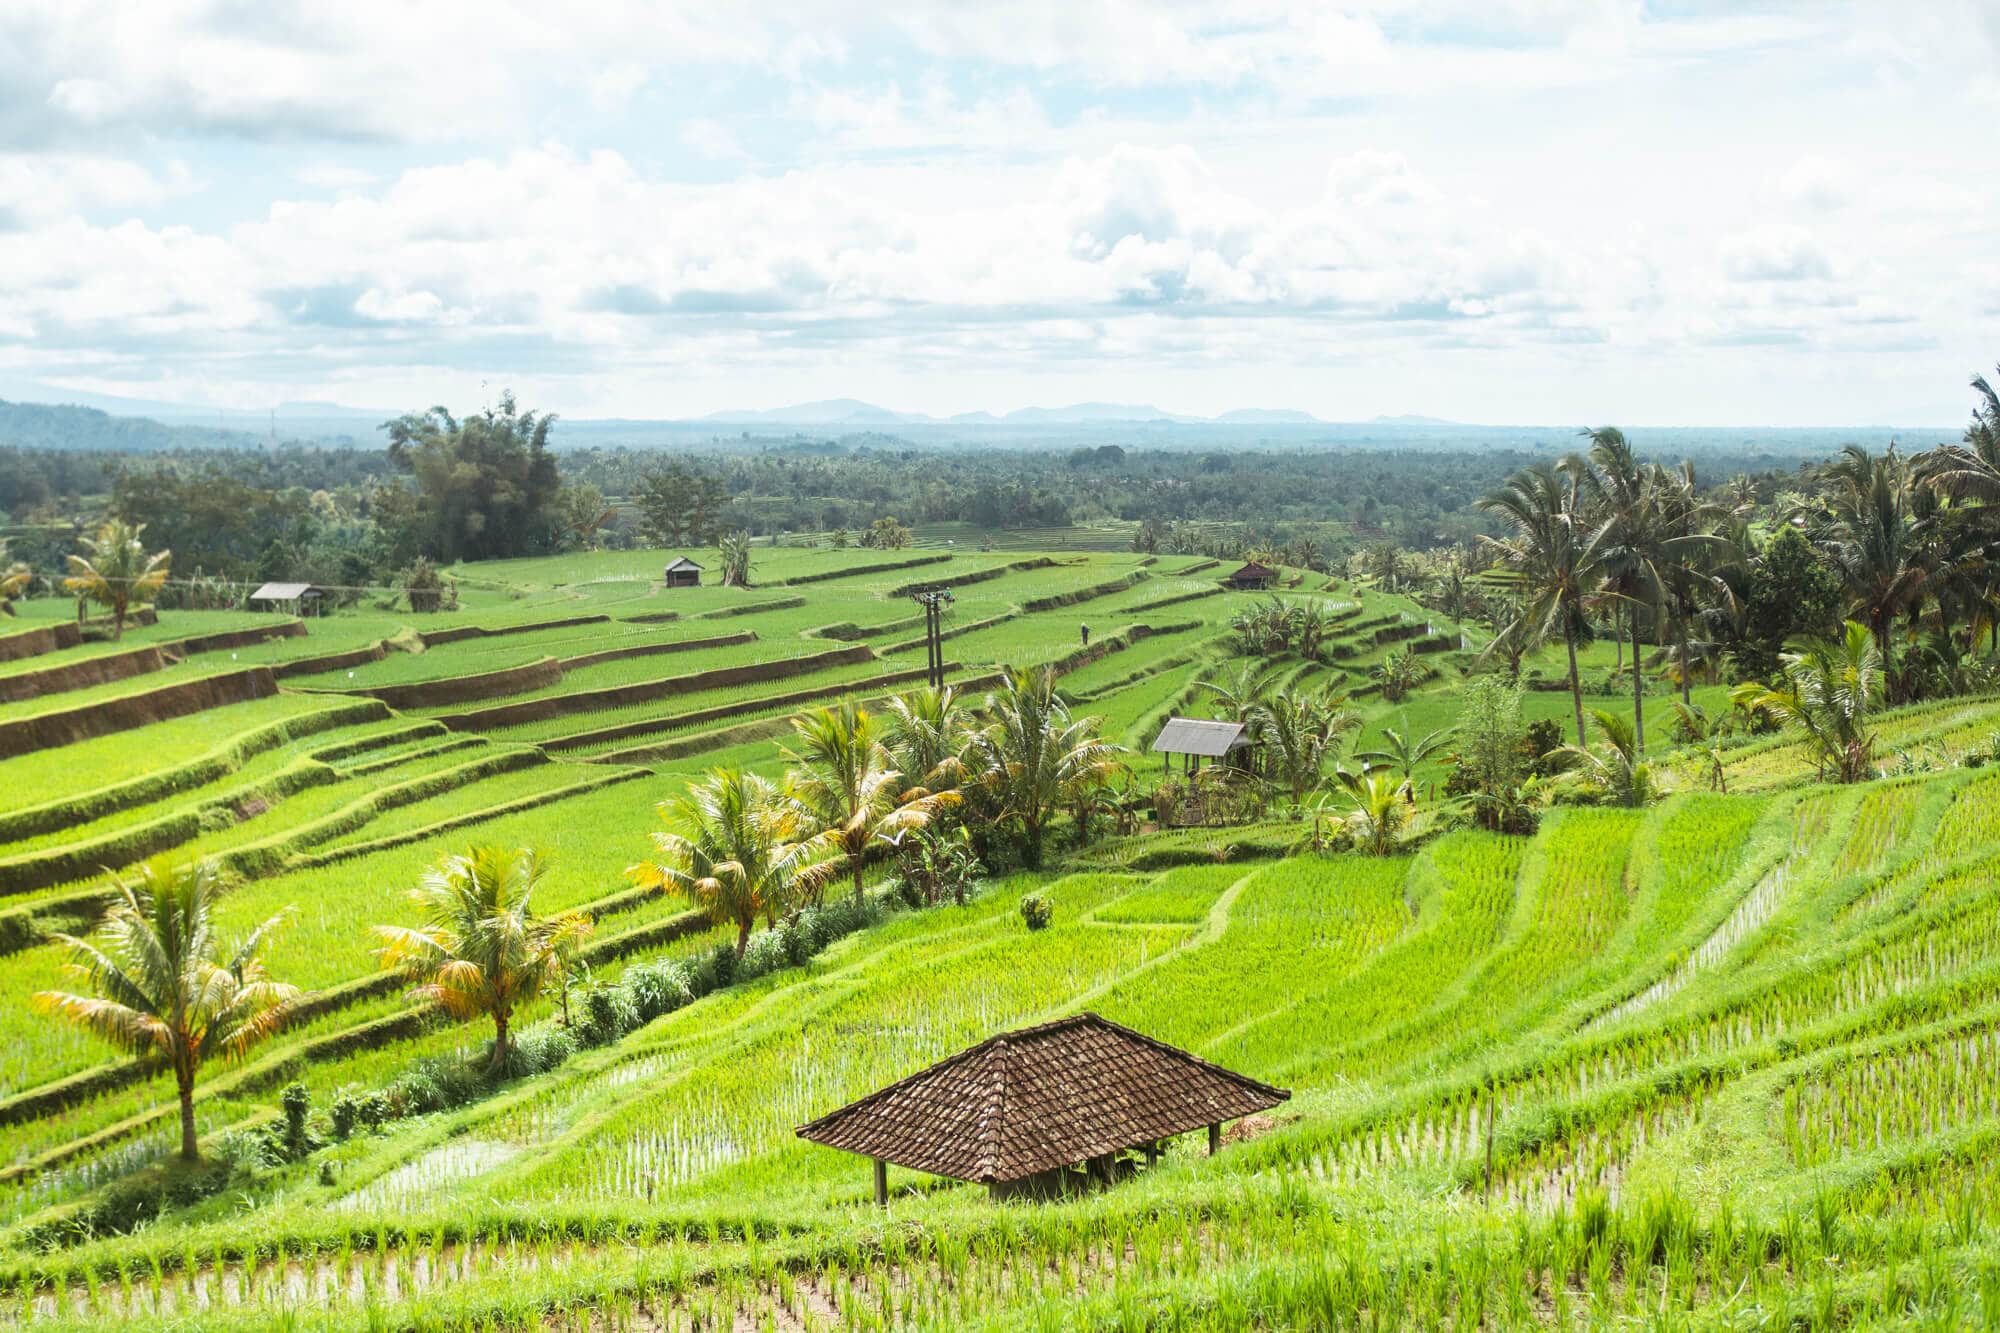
[8,547,2000,1330]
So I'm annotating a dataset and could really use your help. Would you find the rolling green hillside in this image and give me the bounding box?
[1,544,1998,1329]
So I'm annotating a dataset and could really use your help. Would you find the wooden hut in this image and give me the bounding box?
[662,556,703,588]
[247,581,326,616]
[796,1012,1289,1203]
[1151,717,1250,775]
[1225,561,1278,591]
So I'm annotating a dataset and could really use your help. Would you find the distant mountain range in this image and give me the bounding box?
[699,399,1328,426]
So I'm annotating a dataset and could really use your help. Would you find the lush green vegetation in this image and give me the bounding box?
[5,480,2000,1330]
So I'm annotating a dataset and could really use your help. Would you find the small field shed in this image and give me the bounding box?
[1151,717,1251,774]
[797,1012,1289,1203]
[662,556,702,588]
[248,581,326,616]
[1226,561,1278,591]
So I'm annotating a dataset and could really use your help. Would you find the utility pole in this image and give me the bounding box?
[907,585,954,689]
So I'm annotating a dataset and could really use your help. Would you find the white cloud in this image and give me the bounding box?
[1780,156,1851,213]
[1720,225,1835,284]
[0,1,1990,423]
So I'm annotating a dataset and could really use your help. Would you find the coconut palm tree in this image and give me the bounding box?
[1332,768,1411,856]
[964,667,1124,867]
[1354,718,1457,803]
[1196,660,1278,724]
[1478,461,1600,746]
[631,771,808,954]
[1253,689,1359,810]
[782,701,954,906]
[884,685,971,798]
[376,845,592,1075]
[1731,621,1883,784]
[1917,365,2000,503]
[32,859,298,1161]
[1647,461,1738,706]
[1813,445,1936,700]
[1571,429,1673,753]
[1370,647,1423,703]
[1556,709,1656,808]
[62,519,170,639]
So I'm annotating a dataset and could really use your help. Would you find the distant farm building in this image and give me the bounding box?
[1226,561,1278,591]
[248,581,326,616]
[662,556,703,588]
[797,1013,1289,1202]
[1151,717,1251,775]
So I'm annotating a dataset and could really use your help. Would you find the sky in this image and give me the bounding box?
[0,0,1996,427]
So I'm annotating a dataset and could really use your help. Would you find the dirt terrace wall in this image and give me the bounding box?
[165,619,306,657]
[0,622,81,663]
[342,656,564,709]
[0,666,279,759]
[0,645,164,705]
[590,667,1007,765]
[557,630,755,671]
[776,551,952,585]
[273,641,389,679]
[438,643,876,733]
[555,660,953,754]
[418,613,608,648]
[886,556,1055,599]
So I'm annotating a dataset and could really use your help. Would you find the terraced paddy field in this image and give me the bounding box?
[3,543,2000,1329]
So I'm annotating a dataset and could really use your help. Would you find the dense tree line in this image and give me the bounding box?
[1,375,1993,633]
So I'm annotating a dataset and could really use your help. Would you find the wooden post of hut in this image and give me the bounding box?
[795,1013,1290,1205]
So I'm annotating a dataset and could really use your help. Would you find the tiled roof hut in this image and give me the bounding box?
[796,1012,1289,1203]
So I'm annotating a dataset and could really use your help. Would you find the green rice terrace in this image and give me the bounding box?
[3,542,2000,1330]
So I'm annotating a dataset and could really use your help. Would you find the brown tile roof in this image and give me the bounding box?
[795,1012,1289,1183]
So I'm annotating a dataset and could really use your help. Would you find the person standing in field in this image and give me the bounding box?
[1080,623,1090,647]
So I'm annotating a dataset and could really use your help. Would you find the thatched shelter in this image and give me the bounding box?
[1226,561,1278,591]
[796,1012,1289,1203]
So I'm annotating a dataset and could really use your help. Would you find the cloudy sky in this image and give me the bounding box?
[1,0,1995,426]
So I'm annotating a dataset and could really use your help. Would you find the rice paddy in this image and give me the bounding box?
[2,542,1999,1329]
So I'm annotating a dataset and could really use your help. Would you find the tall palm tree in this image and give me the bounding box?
[1917,365,2000,503]
[1253,689,1359,810]
[630,771,807,955]
[1478,461,1599,746]
[33,859,298,1161]
[376,846,592,1075]
[1354,718,1456,803]
[62,519,170,639]
[1571,428,1669,753]
[1731,621,1884,784]
[1648,460,1737,706]
[1916,367,2000,656]
[884,685,971,799]
[1196,660,1278,724]
[1813,445,1936,700]
[781,701,954,906]
[964,667,1124,867]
